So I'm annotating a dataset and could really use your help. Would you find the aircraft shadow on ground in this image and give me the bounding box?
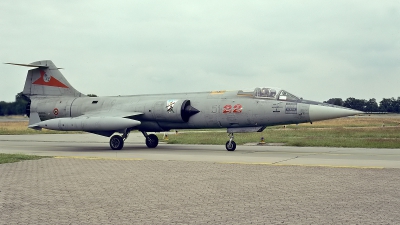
[48,143,230,153]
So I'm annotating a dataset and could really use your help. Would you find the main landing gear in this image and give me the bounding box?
[109,130,160,150]
[110,130,231,151]
[142,131,159,148]
[110,135,124,150]
[226,133,236,151]
[109,129,131,150]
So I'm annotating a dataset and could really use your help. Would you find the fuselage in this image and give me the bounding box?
[30,90,313,132]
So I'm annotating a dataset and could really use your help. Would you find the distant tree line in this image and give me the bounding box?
[0,92,29,116]
[324,97,400,113]
[1,93,399,116]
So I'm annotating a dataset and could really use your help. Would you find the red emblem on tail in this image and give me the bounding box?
[32,70,68,88]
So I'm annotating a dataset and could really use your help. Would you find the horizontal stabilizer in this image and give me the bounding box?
[5,63,49,68]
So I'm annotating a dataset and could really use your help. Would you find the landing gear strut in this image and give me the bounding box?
[142,131,159,148]
[109,128,130,150]
[226,133,236,151]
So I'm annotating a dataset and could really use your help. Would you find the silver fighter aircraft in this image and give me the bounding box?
[7,60,361,151]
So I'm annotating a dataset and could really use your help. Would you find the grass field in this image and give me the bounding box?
[1,115,400,148]
[0,153,49,164]
[158,115,400,148]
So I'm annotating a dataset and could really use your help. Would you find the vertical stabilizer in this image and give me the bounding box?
[8,60,85,97]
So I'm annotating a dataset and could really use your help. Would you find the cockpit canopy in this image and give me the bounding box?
[238,87,300,101]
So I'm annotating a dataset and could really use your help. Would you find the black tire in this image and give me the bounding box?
[110,135,124,150]
[145,134,159,148]
[225,141,236,151]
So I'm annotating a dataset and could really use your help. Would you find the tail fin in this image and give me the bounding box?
[7,60,85,98]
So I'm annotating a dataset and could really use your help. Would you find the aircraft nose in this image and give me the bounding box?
[309,105,362,122]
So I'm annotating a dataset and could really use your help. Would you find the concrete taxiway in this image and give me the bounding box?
[2,133,400,224]
[1,133,399,168]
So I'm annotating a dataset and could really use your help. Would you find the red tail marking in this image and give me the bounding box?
[32,70,69,88]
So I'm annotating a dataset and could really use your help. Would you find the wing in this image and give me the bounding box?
[78,111,145,137]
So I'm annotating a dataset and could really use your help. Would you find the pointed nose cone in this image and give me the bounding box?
[309,105,362,122]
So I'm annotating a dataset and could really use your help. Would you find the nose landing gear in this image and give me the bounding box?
[226,133,236,151]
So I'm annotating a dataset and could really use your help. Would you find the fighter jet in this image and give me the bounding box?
[7,60,361,151]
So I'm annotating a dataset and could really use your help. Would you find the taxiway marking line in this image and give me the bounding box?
[219,162,384,169]
[54,156,143,161]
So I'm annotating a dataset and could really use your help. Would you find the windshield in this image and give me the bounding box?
[237,87,300,101]
[277,90,300,101]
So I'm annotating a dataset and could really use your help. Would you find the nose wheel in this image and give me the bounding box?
[226,133,236,151]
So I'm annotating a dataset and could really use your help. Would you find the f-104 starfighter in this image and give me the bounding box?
[7,60,361,151]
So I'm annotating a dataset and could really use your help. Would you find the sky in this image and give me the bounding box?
[0,1,399,102]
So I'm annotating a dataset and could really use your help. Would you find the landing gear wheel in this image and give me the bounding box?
[226,141,236,151]
[145,134,159,148]
[110,135,124,150]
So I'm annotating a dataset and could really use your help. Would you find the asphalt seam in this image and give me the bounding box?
[282,148,344,164]
[262,148,385,169]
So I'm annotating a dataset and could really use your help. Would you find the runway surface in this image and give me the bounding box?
[1,134,400,224]
[0,133,399,168]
